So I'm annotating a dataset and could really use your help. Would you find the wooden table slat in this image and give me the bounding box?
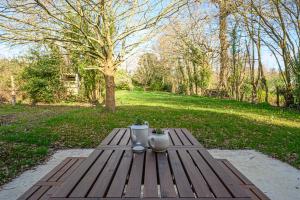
[175,129,192,145]
[168,149,194,197]
[49,159,78,182]
[43,128,254,200]
[20,155,267,200]
[219,160,269,199]
[181,128,203,147]
[177,149,213,198]
[167,131,175,146]
[218,160,245,185]
[18,186,41,200]
[50,198,251,200]
[88,150,124,197]
[143,150,158,198]
[70,150,113,197]
[97,145,205,150]
[110,129,127,145]
[41,186,59,200]
[58,158,85,182]
[100,128,120,146]
[28,186,51,200]
[40,158,71,182]
[157,153,177,198]
[106,150,133,197]
[246,185,270,200]
[168,129,182,145]
[52,150,103,197]
[125,152,145,197]
[118,128,131,145]
[199,149,249,198]
[220,160,253,185]
[217,160,270,200]
[189,150,231,197]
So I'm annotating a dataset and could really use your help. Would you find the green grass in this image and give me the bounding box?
[0,90,300,185]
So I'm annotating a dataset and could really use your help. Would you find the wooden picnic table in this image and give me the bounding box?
[47,128,252,200]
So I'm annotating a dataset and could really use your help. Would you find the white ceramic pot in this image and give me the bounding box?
[148,130,170,152]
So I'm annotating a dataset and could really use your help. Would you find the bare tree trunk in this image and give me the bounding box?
[178,59,190,95]
[171,80,176,93]
[275,1,294,106]
[218,0,229,93]
[169,63,177,93]
[98,79,103,102]
[285,79,294,106]
[75,73,80,95]
[256,20,267,103]
[281,40,294,106]
[10,76,16,106]
[262,77,269,103]
[186,61,194,95]
[88,72,98,105]
[276,86,280,107]
[256,34,269,103]
[246,40,257,103]
[104,74,116,112]
[283,49,294,106]
[95,79,101,104]
[193,62,198,95]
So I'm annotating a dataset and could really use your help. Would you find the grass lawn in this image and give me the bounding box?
[0,90,300,185]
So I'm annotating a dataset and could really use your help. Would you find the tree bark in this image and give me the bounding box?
[186,60,194,95]
[285,87,294,106]
[276,86,280,107]
[247,39,257,103]
[256,33,269,103]
[193,62,198,95]
[218,0,229,93]
[273,1,293,106]
[10,76,16,106]
[178,59,190,95]
[171,81,176,93]
[104,74,116,112]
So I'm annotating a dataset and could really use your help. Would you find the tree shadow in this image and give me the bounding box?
[1,103,299,168]
[108,105,300,168]
[117,91,300,125]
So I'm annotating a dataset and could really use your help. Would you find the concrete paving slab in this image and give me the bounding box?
[0,149,299,200]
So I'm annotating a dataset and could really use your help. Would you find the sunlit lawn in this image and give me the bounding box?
[0,90,299,185]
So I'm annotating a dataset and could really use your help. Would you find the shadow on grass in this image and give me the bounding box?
[39,104,300,168]
[0,103,299,186]
[117,90,300,122]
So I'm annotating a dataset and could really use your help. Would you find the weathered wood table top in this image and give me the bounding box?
[50,128,251,200]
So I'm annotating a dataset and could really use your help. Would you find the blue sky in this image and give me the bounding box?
[0,44,29,58]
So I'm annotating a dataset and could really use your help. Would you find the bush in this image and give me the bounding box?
[291,54,300,106]
[149,81,162,91]
[0,92,9,104]
[161,83,172,92]
[177,84,188,94]
[294,73,300,105]
[20,50,64,104]
[115,69,133,90]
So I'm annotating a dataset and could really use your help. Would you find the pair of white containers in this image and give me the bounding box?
[129,123,169,152]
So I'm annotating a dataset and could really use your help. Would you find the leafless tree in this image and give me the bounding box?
[0,0,187,111]
[243,0,300,106]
